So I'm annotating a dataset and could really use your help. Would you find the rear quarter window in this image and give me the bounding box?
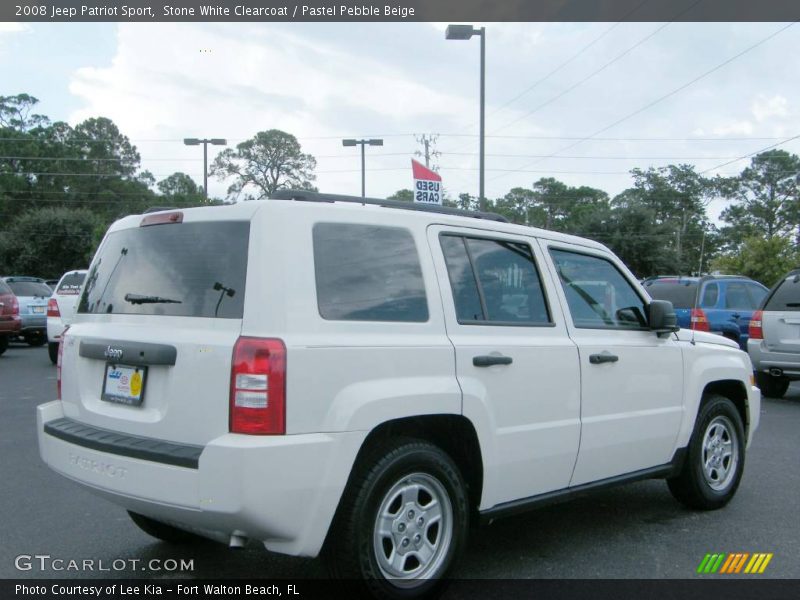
[313,223,429,322]
[764,275,800,311]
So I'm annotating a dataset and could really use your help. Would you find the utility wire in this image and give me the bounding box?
[488,21,798,184]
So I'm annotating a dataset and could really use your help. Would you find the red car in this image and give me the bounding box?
[0,277,21,356]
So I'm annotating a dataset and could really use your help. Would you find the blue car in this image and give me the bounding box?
[642,275,768,349]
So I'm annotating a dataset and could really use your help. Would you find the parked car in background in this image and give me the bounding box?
[748,269,800,398]
[643,275,768,349]
[0,278,22,356]
[46,270,88,363]
[1,276,52,346]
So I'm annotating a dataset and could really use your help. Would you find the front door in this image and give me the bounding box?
[543,244,684,486]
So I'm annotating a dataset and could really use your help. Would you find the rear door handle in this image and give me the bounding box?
[589,352,619,365]
[473,355,513,367]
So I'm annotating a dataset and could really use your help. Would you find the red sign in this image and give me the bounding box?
[411,159,443,205]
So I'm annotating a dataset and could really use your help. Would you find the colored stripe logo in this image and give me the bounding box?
[697,553,773,574]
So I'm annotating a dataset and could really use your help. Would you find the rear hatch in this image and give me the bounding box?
[8,279,50,320]
[61,210,252,446]
[0,279,19,331]
[762,273,800,354]
[643,278,698,328]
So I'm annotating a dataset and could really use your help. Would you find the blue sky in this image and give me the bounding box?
[1,21,799,210]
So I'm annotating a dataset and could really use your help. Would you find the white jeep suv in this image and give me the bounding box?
[38,192,759,598]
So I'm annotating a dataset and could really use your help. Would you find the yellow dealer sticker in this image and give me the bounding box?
[130,370,143,397]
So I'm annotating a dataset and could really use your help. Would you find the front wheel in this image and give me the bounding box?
[755,372,790,398]
[323,439,469,599]
[668,395,745,510]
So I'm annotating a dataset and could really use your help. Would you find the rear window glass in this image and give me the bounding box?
[57,273,86,295]
[79,221,249,318]
[644,280,698,309]
[0,279,11,295]
[765,275,800,311]
[313,223,428,322]
[7,281,51,297]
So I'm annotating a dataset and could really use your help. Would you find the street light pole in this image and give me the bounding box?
[183,137,227,198]
[446,24,486,211]
[342,138,384,197]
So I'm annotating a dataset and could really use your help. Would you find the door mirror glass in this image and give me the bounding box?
[648,300,680,336]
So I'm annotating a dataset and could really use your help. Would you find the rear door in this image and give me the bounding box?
[428,226,581,508]
[543,244,684,485]
[762,274,800,353]
[61,213,251,446]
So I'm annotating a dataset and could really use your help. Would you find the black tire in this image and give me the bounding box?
[755,372,790,399]
[25,331,46,347]
[48,342,59,365]
[0,336,8,356]
[128,511,210,545]
[668,395,746,510]
[323,438,469,599]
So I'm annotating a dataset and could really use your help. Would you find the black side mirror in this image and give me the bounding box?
[648,300,680,337]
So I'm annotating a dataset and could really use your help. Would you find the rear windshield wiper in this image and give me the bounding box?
[124,293,182,305]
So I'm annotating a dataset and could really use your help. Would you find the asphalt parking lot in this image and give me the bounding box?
[1,342,798,581]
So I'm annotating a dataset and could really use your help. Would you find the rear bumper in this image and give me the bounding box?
[747,340,800,379]
[20,314,46,331]
[37,401,366,557]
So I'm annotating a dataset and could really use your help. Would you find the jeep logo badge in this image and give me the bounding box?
[104,346,123,360]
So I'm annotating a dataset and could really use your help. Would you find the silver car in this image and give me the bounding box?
[1,276,51,346]
[748,269,800,398]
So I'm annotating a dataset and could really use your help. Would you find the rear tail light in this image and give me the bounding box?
[229,337,286,435]
[749,310,763,340]
[690,308,710,332]
[57,326,69,400]
[47,298,60,318]
[11,296,18,315]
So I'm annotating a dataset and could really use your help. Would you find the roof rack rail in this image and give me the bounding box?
[269,189,509,223]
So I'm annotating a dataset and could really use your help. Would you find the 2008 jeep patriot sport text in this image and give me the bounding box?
[38,192,759,598]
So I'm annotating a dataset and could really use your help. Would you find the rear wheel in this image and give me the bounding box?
[48,342,59,364]
[0,336,8,356]
[25,331,46,347]
[128,511,210,545]
[668,395,745,510]
[323,439,469,599]
[755,372,790,398]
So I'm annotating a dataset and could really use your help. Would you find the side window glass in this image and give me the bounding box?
[313,223,429,322]
[725,283,753,310]
[440,235,551,325]
[440,235,484,322]
[700,283,719,308]
[550,249,647,329]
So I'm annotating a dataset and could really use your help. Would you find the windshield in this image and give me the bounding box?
[78,221,250,318]
[7,281,51,297]
[644,280,698,309]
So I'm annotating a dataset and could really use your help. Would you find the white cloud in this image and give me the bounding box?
[711,120,754,136]
[0,23,30,34]
[752,93,789,122]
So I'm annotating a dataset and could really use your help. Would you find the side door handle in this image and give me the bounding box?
[473,355,513,367]
[589,352,619,365]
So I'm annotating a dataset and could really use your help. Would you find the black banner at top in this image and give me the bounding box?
[4,0,800,22]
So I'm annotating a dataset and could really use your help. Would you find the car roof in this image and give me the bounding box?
[3,276,47,283]
[114,193,611,254]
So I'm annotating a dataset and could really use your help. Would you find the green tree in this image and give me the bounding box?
[387,189,414,202]
[0,207,97,277]
[717,150,800,251]
[211,129,316,201]
[711,235,799,287]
